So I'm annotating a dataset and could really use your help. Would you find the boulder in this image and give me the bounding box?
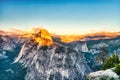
[87,69,119,80]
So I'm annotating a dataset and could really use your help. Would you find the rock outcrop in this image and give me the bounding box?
[87,69,119,80]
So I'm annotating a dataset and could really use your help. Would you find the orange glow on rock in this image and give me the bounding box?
[58,32,120,43]
[0,27,120,44]
[59,35,84,43]
[31,28,53,46]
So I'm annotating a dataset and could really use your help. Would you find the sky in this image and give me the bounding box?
[0,0,120,34]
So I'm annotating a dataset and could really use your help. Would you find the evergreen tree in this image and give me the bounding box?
[101,54,120,70]
[100,46,108,64]
[115,63,120,75]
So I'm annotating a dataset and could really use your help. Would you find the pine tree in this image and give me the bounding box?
[100,46,108,64]
[115,63,120,75]
[101,54,120,70]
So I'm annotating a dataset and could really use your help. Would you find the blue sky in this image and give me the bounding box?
[0,0,120,34]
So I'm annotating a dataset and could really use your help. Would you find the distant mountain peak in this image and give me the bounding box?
[31,28,53,46]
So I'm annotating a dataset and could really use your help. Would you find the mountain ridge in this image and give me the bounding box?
[0,28,120,43]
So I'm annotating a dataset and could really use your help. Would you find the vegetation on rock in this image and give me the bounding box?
[115,63,120,75]
[101,54,120,70]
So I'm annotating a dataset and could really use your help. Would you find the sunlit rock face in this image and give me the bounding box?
[14,28,92,80]
[30,28,53,46]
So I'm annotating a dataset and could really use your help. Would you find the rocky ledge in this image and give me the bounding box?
[87,69,120,80]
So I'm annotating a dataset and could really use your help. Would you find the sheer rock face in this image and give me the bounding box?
[14,41,92,80]
[14,28,92,80]
[31,28,53,46]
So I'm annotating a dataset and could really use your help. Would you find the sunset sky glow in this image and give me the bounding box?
[0,0,120,34]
